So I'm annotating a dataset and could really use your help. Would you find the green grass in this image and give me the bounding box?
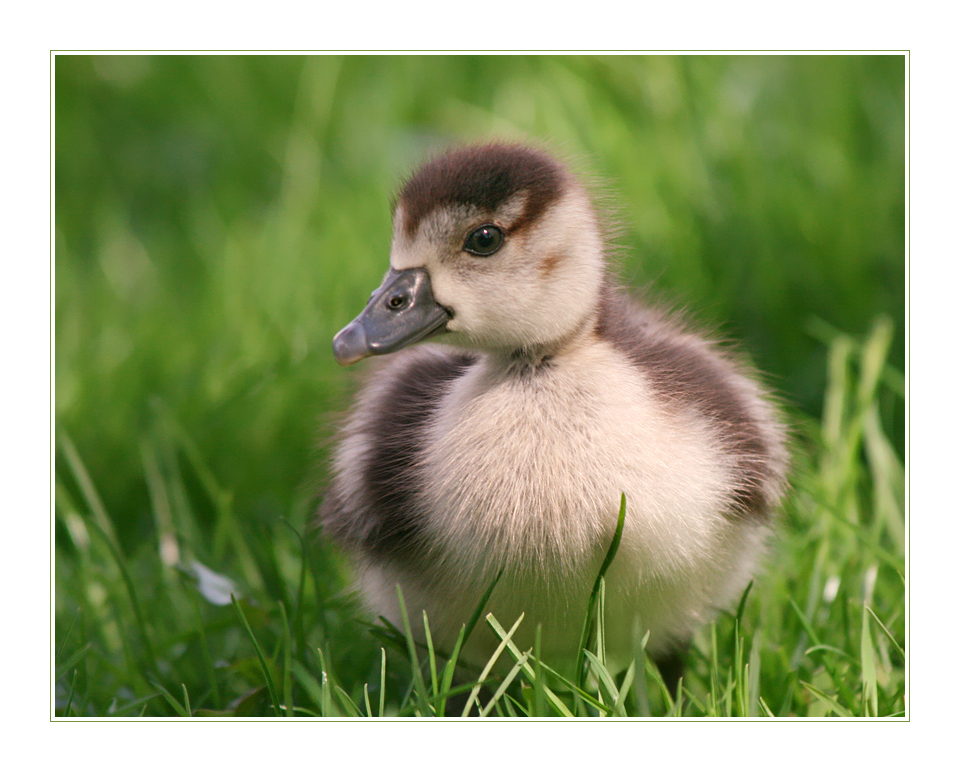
[54,318,905,717]
[54,54,905,718]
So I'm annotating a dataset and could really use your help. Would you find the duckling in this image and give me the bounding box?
[320,142,788,692]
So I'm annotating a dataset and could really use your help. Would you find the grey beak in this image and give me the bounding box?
[332,267,451,366]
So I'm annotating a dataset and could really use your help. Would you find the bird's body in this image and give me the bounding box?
[320,143,788,677]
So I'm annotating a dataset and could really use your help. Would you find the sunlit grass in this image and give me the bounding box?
[54,54,905,718]
[54,320,904,717]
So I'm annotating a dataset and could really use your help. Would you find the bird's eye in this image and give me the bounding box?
[463,224,504,256]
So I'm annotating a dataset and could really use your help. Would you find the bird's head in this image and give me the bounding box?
[333,143,606,365]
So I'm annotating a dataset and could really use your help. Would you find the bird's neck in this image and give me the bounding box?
[485,307,601,378]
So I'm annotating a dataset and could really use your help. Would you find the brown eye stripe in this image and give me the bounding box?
[396,143,564,237]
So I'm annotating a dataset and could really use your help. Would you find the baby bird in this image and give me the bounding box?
[320,142,788,690]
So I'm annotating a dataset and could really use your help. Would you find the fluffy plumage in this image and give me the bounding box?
[320,142,788,678]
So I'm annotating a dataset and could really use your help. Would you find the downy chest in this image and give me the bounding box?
[418,345,731,577]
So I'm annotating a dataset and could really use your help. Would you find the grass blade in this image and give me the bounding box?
[463,568,504,645]
[55,607,82,663]
[486,613,574,717]
[150,679,191,717]
[757,695,776,717]
[59,434,120,551]
[865,606,905,659]
[801,681,854,718]
[423,610,439,704]
[334,685,363,717]
[532,624,544,717]
[317,648,336,716]
[55,642,92,682]
[747,633,761,717]
[612,659,636,717]
[231,594,281,716]
[576,493,626,688]
[632,625,652,717]
[735,581,754,623]
[363,683,373,717]
[583,650,621,715]
[860,605,879,717]
[437,568,503,716]
[279,601,294,717]
[395,585,432,716]
[190,592,223,709]
[82,517,158,671]
[61,669,79,718]
[788,596,823,648]
[461,612,525,717]
[107,692,164,717]
[480,650,531,717]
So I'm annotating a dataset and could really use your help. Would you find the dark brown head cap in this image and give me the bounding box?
[395,143,568,237]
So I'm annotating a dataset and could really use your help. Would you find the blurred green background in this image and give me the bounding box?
[54,55,905,716]
[55,54,904,567]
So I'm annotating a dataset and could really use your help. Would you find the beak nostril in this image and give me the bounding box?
[334,267,447,364]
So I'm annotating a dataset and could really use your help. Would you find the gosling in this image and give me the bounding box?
[319,142,788,692]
